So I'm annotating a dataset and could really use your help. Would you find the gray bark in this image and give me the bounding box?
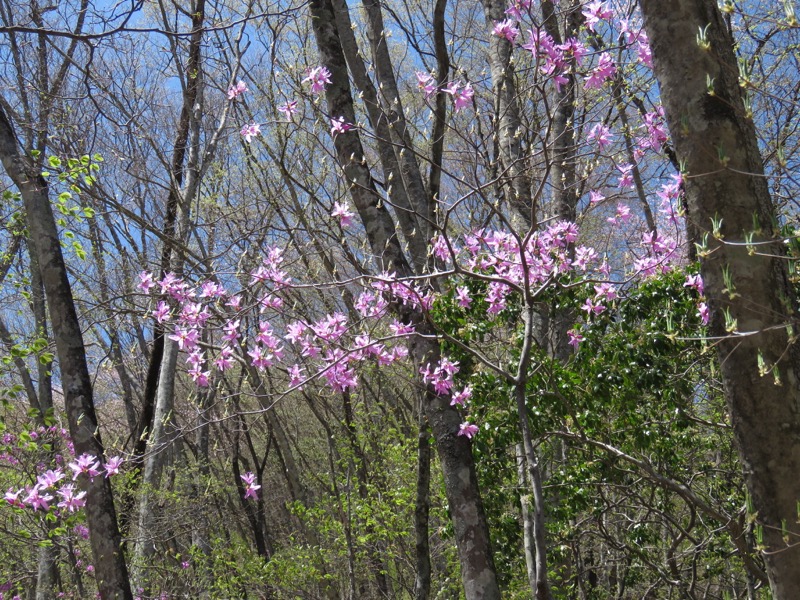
[0,103,132,600]
[481,0,534,225]
[414,408,432,600]
[308,0,501,594]
[640,1,800,597]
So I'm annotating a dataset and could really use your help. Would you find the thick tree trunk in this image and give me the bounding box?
[0,105,133,600]
[640,1,800,596]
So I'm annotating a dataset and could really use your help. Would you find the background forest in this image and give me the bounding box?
[0,0,799,598]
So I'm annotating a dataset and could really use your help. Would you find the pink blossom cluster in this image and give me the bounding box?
[302,66,332,95]
[685,273,709,325]
[438,220,596,316]
[521,30,588,92]
[227,80,247,100]
[138,248,418,397]
[416,72,474,112]
[241,472,261,500]
[582,1,613,32]
[4,455,123,513]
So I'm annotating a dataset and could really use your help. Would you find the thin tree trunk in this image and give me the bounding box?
[640,1,800,597]
[516,443,537,594]
[414,408,432,600]
[0,103,132,600]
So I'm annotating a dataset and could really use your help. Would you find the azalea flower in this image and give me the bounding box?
[587,123,613,149]
[458,422,479,439]
[567,328,584,349]
[416,71,438,97]
[69,454,101,481]
[278,100,298,121]
[56,484,87,513]
[332,201,355,227]
[104,456,124,477]
[227,80,247,100]
[241,472,261,500]
[492,19,519,43]
[302,66,332,95]
[582,1,613,32]
[330,117,354,136]
[584,53,616,90]
[442,80,474,112]
[697,302,710,325]
[138,271,156,293]
[240,122,261,143]
[684,273,704,296]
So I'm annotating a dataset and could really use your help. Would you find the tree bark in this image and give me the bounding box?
[0,104,133,600]
[641,5,800,596]
[481,0,534,225]
[414,409,432,600]
[308,0,501,594]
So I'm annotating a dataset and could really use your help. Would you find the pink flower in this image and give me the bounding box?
[69,454,101,481]
[37,469,65,489]
[416,71,438,98]
[214,346,235,372]
[56,484,87,513]
[240,122,261,143]
[617,163,634,188]
[5,488,24,507]
[443,81,474,112]
[637,33,653,68]
[456,286,472,308]
[288,364,305,388]
[303,66,332,95]
[240,472,261,501]
[138,271,156,293]
[581,297,606,316]
[607,203,632,225]
[587,123,613,149]
[278,100,298,121]
[332,201,355,227]
[557,37,588,66]
[684,274,705,296]
[582,1,613,32]
[226,295,242,310]
[584,53,616,90]
[104,456,124,477]
[169,327,200,351]
[697,302,710,325]
[199,280,226,298]
[188,366,211,387]
[450,386,472,406]
[222,320,241,343]
[227,80,247,100]
[492,19,519,43]
[330,117,354,136]
[589,190,605,204]
[458,422,479,439]
[567,328,584,349]
[24,487,54,511]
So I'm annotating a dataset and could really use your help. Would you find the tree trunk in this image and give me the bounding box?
[0,104,133,600]
[640,1,800,596]
[308,0,501,593]
[414,409,432,600]
[481,0,534,225]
